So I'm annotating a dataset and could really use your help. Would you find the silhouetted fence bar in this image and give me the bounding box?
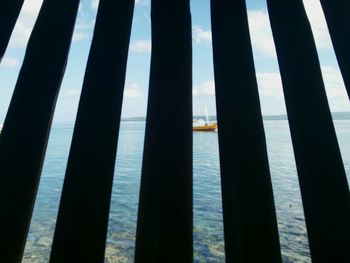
[0,0,25,61]
[1,0,350,262]
[319,0,350,99]
[211,1,281,262]
[49,1,134,262]
[135,0,193,262]
[0,0,80,261]
[267,1,350,262]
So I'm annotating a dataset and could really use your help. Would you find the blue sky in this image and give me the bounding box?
[0,0,349,123]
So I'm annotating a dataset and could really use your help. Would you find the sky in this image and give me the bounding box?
[0,0,349,123]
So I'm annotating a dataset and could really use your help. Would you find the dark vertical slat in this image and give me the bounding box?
[0,0,25,61]
[135,0,192,262]
[211,0,281,262]
[319,0,350,99]
[0,0,80,261]
[267,1,350,262]
[49,0,134,262]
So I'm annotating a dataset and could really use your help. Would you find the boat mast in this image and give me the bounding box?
[205,100,209,125]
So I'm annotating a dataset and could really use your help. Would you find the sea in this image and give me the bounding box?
[21,120,350,263]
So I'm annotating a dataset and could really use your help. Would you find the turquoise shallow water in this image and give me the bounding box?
[22,120,350,262]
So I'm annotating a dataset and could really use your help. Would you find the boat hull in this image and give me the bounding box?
[193,123,217,132]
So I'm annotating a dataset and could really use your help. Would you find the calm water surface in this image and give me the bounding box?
[23,120,350,262]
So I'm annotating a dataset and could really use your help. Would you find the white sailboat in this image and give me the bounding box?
[193,102,217,132]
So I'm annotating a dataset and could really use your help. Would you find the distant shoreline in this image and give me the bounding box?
[32,111,350,125]
[121,112,350,122]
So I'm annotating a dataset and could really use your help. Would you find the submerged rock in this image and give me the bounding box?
[36,236,52,247]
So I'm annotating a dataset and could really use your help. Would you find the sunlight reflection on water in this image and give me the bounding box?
[23,120,350,262]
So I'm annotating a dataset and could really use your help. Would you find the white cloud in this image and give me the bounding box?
[256,72,284,98]
[193,81,215,96]
[67,89,81,97]
[8,0,92,48]
[321,66,347,98]
[247,2,332,59]
[66,83,144,100]
[67,83,144,100]
[9,22,32,48]
[8,0,43,48]
[21,0,43,15]
[135,0,149,5]
[193,76,284,99]
[0,57,20,68]
[302,0,332,49]
[193,26,212,44]
[247,10,277,58]
[130,40,151,53]
[73,3,97,43]
[124,83,143,98]
[90,0,99,10]
[255,66,347,99]
[72,31,89,42]
[255,67,350,112]
[8,0,93,48]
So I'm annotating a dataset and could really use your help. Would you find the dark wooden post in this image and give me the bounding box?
[0,0,25,61]
[211,0,282,262]
[267,1,350,262]
[0,0,80,261]
[135,0,193,262]
[49,0,134,262]
[319,0,350,99]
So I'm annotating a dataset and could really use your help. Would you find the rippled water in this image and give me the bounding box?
[23,120,350,262]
